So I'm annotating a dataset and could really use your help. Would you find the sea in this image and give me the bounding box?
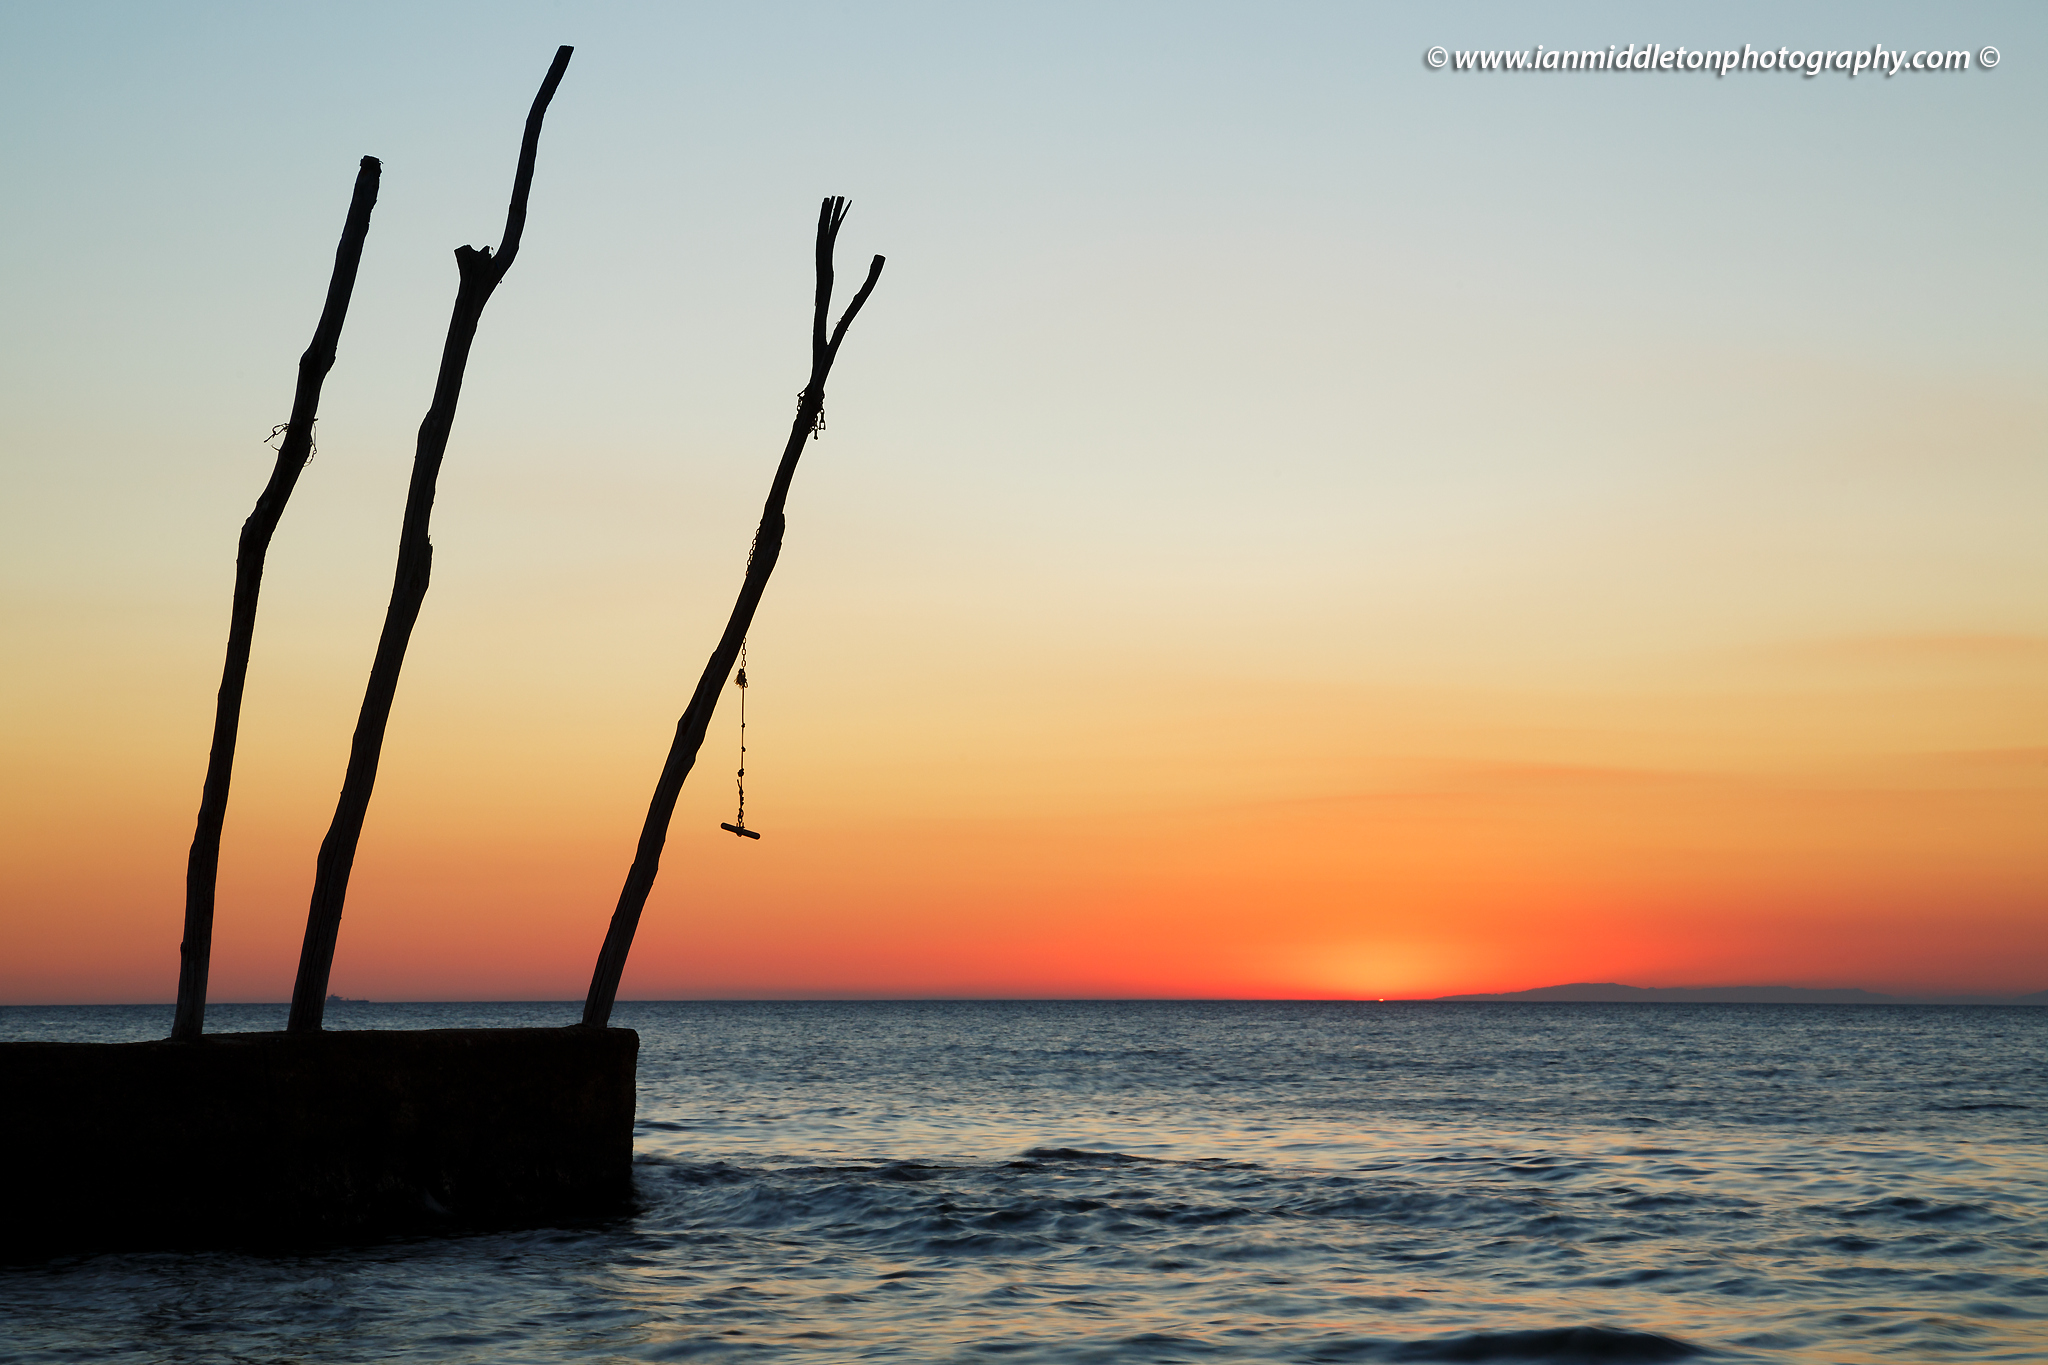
[2,1000,2044,1364]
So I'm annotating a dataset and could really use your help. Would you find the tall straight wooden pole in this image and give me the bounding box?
[582,199,884,1027]
[171,157,382,1042]
[287,47,573,1033]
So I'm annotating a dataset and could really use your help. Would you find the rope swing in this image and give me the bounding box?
[719,640,761,840]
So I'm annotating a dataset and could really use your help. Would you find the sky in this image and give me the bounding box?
[1,1,2043,1005]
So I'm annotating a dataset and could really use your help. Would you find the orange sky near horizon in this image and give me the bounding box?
[2,6,2044,1007]
[6,621,2042,1004]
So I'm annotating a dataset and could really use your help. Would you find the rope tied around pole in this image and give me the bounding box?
[265,420,318,464]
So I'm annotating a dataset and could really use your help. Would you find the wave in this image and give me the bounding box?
[1384,1326,1702,1361]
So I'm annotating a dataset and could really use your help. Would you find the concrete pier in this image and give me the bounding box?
[1,1027,637,1256]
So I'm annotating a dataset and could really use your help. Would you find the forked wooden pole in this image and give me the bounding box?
[171,156,382,1042]
[287,47,573,1033]
[581,199,884,1027]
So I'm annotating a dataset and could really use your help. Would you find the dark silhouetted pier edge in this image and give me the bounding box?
[581,199,884,1028]
[289,46,573,1034]
[1,1027,636,1257]
[0,46,643,1262]
[172,156,383,1043]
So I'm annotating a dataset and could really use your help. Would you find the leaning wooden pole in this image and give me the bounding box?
[582,198,885,1027]
[171,157,383,1043]
[287,47,573,1033]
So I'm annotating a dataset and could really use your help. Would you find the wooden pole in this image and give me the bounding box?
[171,157,382,1042]
[287,47,573,1033]
[582,198,884,1028]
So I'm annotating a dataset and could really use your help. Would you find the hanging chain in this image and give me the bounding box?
[733,640,748,829]
[720,639,759,839]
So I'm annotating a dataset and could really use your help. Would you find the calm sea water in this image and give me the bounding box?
[3,1000,2044,1364]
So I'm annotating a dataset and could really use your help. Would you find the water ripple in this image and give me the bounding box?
[3,1001,2046,1363]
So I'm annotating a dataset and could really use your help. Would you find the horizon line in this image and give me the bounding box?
[7,985,2046,1008]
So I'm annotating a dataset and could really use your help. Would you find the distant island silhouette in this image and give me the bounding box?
[1435,982,2048,1006]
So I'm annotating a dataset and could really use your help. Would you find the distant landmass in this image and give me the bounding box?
[1435,982,2048,1006]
